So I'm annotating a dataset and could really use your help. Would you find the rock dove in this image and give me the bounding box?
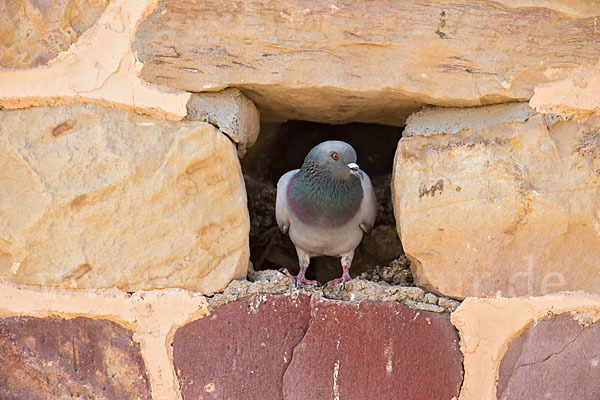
[276,140,377,286]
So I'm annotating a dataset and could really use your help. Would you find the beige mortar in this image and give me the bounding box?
[404,102,536,137]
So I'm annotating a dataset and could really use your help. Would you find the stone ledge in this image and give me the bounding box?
[134,0,600,126]
[212,269,460,313]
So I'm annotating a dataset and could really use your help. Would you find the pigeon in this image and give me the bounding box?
[276,140,377,287]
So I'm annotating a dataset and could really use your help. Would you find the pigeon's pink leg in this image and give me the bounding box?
[281,247,318,286]
[296,263,318,286]
[327,252,354,287]
[281,265,318,286]
[327,265,352,285]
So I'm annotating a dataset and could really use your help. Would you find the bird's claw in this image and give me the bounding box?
[327,275,353,292]
[296,277,319,287]
[278,268,318,287]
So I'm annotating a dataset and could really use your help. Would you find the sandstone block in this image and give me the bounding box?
[393,109,600,298]
[174,293,463,400]
[0,0,109,69]
[0,316,151,399]
[0,103,249,293]
[186,88,260,156]
[134,0,599,126]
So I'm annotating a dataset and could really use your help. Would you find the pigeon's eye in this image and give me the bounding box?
[331,152,339,160]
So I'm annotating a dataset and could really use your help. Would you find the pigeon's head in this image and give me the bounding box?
[302,140,360,180]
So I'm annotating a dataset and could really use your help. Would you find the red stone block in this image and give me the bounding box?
[174,293,463,399]
[497,312,600,399]
[283,297,463,399]
[174,293,312,399]
[0,316,151,399]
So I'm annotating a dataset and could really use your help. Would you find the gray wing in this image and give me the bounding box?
[358,171,377,233]
[275,169,298,234]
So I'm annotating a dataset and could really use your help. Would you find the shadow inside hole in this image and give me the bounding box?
[243,120,410,285]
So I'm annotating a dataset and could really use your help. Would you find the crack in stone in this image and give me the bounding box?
[513,326,585,370]
[184,116,241,156]
[499,322,588,399]
[281,294,314,400]
[455,328,467,399]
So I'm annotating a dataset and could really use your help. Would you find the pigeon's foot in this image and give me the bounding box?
[278,268,319,287]
[327,275,353,287]
[327,264,353,291]
[295,276,319,287]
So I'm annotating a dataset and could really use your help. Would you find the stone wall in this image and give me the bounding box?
[1,1,600,399]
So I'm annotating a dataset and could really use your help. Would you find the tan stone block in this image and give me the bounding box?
[393,109,600,298]
[0,102,249,294]
[134,0,600,126]
[452,293,600,400]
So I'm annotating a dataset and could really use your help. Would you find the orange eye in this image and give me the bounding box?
[332,152,339,160]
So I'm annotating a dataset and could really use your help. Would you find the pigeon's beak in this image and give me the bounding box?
[347,162,360,174]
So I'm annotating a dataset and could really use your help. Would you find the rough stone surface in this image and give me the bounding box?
[174,293,312,400]
[452,294,600,400]
[496,312,600,400]
[0,0,109,69]
[216,269,459,313]
[393,110,600,298]
[405,102,537,137]
[134,0,600,126]
[359,254,413,287]
[186,88,260,156]
[0,102,248,294]
[0,316,151,399]
[175,292,463,400]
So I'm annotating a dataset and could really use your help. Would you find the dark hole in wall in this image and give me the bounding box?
[242,120,412,285]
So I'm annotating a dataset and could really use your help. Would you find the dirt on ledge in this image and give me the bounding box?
[208,268,460,313]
